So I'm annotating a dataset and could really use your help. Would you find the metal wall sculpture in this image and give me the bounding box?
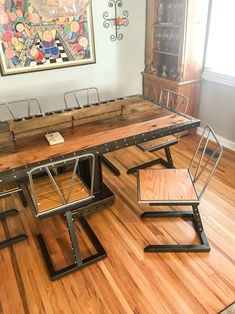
[103,0,129,41]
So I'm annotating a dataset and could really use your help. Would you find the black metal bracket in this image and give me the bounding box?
[141,204,210,252]
[127,145,175,174]
[38,213,107,280]
[101,155,120,176]
[0,208,27,249]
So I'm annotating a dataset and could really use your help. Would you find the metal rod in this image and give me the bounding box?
[73,92,80,107]
[45,167,66,204]
[28,99,30,117]
[66,158,79,203]
[6,104,15,119]
[189,125,223,199]
[64,87,100,109]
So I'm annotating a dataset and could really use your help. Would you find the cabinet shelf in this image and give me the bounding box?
[154,23,181,28]
[149,73,178,82]
[144,0,209,117]
[153,49,178,57]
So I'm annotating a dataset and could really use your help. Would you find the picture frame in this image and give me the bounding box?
[0,0,95,76]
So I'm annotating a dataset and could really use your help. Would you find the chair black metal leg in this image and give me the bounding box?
[164,146,175,168]
[0,209,27,249]
[141,205,210,253]
[38,211,107,280]
[101,155,120,176]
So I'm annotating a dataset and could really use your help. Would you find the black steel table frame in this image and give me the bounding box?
[127,143,176,174]
[0,116,200,183]
[101,155,120,176]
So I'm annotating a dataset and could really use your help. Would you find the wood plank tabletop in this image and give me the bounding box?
[0,97,199,178]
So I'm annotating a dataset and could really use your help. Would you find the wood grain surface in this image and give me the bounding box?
[137,134,178,151]
[26,171,89,213]
[0,134,234,314]
[138,169,198,202]
[0,98,191,174]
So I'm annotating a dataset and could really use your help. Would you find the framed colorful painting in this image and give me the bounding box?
[0,0,95,75]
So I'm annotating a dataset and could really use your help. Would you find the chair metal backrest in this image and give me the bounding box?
[188,126,223,199]
[28,153,95,218]
[64,87,100,109]
[159,89,189,115]
[0,98,42,121]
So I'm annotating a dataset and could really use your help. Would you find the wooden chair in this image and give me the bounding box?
[127,89,189,174]
[137,126,223,252]
[0,182,27,249]
[26,154,107,280]
[64,87,120,176]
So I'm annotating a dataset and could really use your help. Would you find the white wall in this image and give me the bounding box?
[0,0,146,118]
[199,80,235,142]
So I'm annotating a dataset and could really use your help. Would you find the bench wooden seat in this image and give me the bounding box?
[138,169,198,203]
[137,135,178,152]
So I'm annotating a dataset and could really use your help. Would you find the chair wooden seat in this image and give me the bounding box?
[137,135,178,152]
[27,171,89,213]
[138,169,198,203]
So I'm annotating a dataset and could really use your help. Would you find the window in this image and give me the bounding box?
[203,0,235,86]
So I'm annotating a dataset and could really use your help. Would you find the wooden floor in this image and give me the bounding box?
[0,134,234,314]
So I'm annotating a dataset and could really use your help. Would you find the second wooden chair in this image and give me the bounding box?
[127,89,189,174]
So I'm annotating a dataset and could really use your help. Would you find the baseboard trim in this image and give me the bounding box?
[197,127,235,152]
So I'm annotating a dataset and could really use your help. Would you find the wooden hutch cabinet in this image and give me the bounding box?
[143,0,209,116]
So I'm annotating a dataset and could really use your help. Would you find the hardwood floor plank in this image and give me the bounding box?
[0,134,234,314]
